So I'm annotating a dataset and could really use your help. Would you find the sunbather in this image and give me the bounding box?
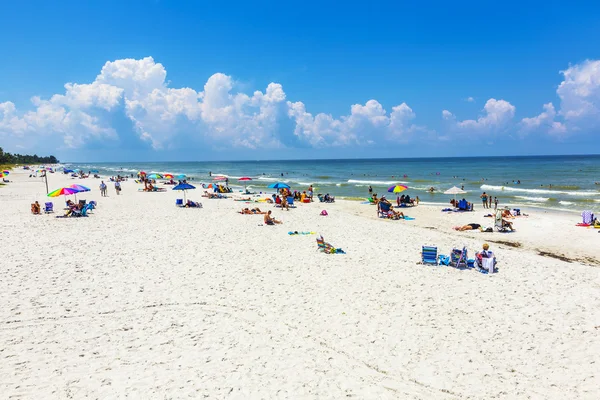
[264,210,282,225]
[501,219,515,231]
[454,223,483,231]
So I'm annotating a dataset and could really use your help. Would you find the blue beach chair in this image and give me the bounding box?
[421,246,438,265]
[176,198,184,207]
[44,202,54,213]
[450,247,469,268]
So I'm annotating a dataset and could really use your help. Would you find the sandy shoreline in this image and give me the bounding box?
[1,168,599,399]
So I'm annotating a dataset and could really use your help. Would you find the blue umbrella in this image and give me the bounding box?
[268,182,290,190]
[173,183,196,202]
[176,174,187,180]
[90,169,99,173]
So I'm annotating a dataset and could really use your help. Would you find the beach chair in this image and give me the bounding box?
[476,250,497,274]
[378,202,392,218]
[316,236,345,254]
[176,198,184,207]
[457,200,473,211]
[450,247,468,268]
[421,246,438,265]
[582,210,594,225]
[287,196,296,208]
[44,202,54,213]
[494,210,510,232]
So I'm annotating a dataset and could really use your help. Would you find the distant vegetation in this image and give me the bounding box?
[0,147,59,165]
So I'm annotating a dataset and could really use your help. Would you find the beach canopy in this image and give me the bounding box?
[444,186,466,195]
[388,184,408,193]
[48,187,80,197]
[268,182,290,190]
[173,183,196,202]
[69,184,91,192]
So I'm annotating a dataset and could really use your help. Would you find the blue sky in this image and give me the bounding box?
[1,0,599,161]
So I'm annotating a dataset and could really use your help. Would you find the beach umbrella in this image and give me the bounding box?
[3,170,10,174]
[48,186,81,202]
[444,186,467,205]
[90,169,99,173]
[147,173,162,179]
[163,173,174,179]
[213,176,227,181]
[176,174,186,180]
[139,171,147,176]
[387,184,408,194]
[239,177,252,191]
[73,169,81,173]
[69,184,91,192]
[173,183,196,203]
[268,182,291,193]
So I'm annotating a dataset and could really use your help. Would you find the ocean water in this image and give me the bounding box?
[63,155,600,212]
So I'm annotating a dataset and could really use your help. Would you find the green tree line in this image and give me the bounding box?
[0,147,59,165]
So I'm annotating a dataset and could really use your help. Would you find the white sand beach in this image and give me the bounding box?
[1,169,599,399]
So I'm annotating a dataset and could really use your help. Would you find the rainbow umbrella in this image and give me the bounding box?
[387,184,408,194]
[147,173,162,179]
[2,170,9,174]
[48,187,81,202]
[163,173,174,179]
[69,184,91,192]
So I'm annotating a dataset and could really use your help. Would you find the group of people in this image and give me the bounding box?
[377,196,407,219]
[480,192,498,209]
[99,180,121,195]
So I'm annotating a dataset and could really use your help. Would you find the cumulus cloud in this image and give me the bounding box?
[2,56,426,152]
[288,99,422,146]
[520,103,567,136]
[443,98,516,134]
[465,96,475,102]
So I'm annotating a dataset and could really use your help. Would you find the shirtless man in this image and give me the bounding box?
[264,210,282,225]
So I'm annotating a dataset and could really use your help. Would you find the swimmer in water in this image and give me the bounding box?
[428,187,435,193]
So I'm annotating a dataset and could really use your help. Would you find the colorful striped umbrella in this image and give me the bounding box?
[387,184,408,193]
[69,184,91,192]
[147,173,162,179]
[163,173,174,179]
[48,187,80,197]
[2,170,9,174]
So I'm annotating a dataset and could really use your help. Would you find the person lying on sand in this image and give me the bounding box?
[264,210,282,225]
[454,223,483,231]
[241,207,266,214]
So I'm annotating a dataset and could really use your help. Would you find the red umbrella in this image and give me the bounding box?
[238,177,252,191]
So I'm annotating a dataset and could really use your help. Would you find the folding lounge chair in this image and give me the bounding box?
[476,250,497,274]
[378,202,392,218]
[44,202,54,213]
[494,210,510,232]
[450,247,468,268]
[287,196,296,208]
[421,246,438,265]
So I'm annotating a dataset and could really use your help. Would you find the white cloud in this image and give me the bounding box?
[287,99,422,146]
[443,98,516,134]
[556,59,600,125]
[465,96,475,102]
[520,103,567,136]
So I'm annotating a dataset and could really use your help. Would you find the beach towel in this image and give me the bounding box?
[403,216,415,220]
[438,255,450,266]
[288,231,316,235]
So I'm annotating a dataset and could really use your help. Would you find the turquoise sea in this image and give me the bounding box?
[64,155,600,212]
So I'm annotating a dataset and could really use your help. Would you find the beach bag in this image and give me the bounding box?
[320,210,328,216]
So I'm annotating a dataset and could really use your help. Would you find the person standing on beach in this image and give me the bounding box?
[488,195,492,208]
[368,185,373,196]
[480,192,488,208]
[99,181,107,197]
[308,185,314,201]
[494,197,498,209]
[115,180,121,195]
